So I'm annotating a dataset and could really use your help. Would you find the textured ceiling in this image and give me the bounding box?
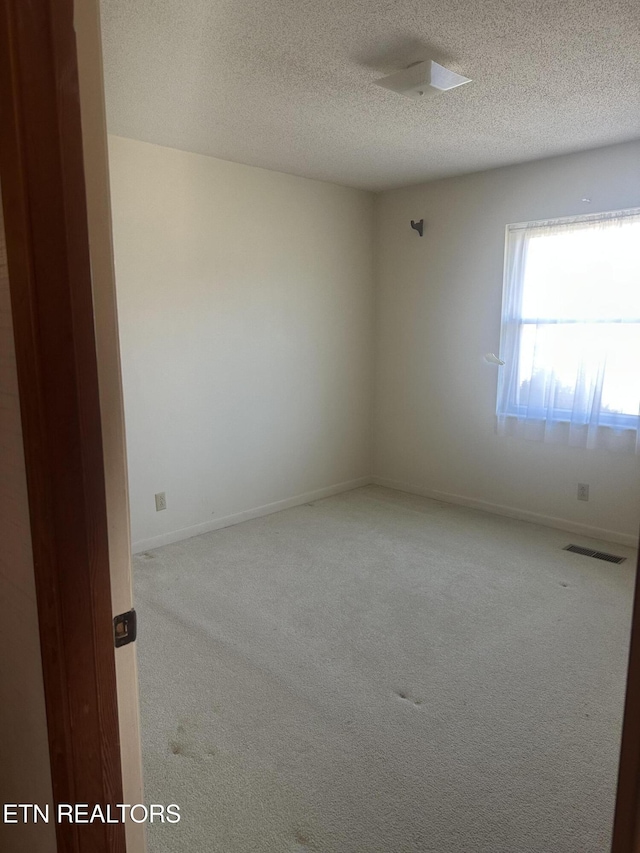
[100,0,640,191]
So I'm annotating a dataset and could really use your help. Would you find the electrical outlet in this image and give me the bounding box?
[155,492,167,511]
[577,483,589,502]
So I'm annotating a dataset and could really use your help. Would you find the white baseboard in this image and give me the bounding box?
[132,476,373,554]
[371,476,638,548]
[133,474,638,554]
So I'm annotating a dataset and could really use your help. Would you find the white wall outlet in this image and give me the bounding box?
[577,483,589,502]
[155,492,167,511]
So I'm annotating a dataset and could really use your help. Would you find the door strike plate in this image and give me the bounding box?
[114,609,137,648]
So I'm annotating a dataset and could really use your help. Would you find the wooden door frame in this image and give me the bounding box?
[0,1,126,851]
[0,2,639,853]
[612,547,640,852]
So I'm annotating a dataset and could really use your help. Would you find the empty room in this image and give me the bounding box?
[97,0,640,850]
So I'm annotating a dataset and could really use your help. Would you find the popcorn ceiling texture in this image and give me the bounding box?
[134,485,635,852]
[99,0,640,190]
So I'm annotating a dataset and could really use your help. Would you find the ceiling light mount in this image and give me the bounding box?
[375,60,471,100]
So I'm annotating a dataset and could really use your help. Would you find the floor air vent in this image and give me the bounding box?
[563,544,626,564]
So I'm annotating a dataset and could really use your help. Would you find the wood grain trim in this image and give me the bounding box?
[0,1,126,850]
[612,545,640,853]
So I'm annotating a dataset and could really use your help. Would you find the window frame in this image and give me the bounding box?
[497,207,640,431]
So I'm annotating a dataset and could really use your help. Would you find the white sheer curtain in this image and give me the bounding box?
[496,209,640,453]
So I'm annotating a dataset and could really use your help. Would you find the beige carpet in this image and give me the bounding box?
[133,485,636,853]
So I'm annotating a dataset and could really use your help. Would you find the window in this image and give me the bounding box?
[496,209,640,452]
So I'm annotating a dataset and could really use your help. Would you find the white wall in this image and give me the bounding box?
[108,136,374,551]
[374,140,640,545]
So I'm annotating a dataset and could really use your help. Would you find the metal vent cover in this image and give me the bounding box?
[563,544,626,564]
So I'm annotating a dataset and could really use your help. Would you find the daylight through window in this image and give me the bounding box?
[496,209,640,451]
